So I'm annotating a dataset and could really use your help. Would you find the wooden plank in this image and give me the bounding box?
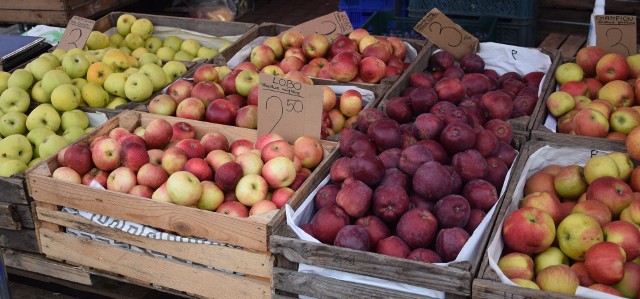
[15,204,34,229]
[0,10,68,26]
[36,207,274,278]
[0,228,39,252]
[538,32,568,50]
[0,176,27,204]
[3,250,92,285]
[559,35,587,58]
[39,228,272,299]
[0,0,65,10]
[270,235,472,295]
[0,203,20,230]
[472,279,577,299]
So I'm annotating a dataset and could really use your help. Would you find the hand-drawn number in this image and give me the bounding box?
[65,28,83,49]
[605,27,630,56]
[316,20,338,36]
[286,99,304,112]
[429,21,462,47]
[265,96,284,133]
[511,49,518,60]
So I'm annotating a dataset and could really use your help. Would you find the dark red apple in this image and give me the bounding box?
[413,161,453,201]
[378,148,402,169]
[314,184,340,210]
[336,178,372,218]
[385,97,413,124]
[465,209,486,235]
[435,227,470,262]
[398,144,434,176]
[440,122,477,155]
[460,52,485,73]
[434,194,471,228]
[379,168,409,189]
[333,225,370,251]
[408,248,442,263]
[484,119,513,144]
[356,107,387,133]
[311,205,351,244]
[462,73,491,96]
[367,119,402,151]
[409,72,436,88]
[462,179,498,212]
[480,91,513,121]
[377,236,411,258]
[452,149,488,183]
[474,128,499,157]
[428,51,454,71]
[435,77,466,104]
[443,65,465,80]
[396,208,438,249]
[414,113,445,141]
[349,154,385,186]
[416,140,449,164]
[355,215,390,251]
[409,86,438,116]
[205,99,237,125]
[330,156,352,184]
[485,156,509,190]
[372,184,410,224]
[214,161,243,191]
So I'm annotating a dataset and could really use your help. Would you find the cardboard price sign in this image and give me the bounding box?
[57,16,95,51]
[257,73,322,143]
[414,8,479,60]
[595,15,637,56]
[279,12,354,38]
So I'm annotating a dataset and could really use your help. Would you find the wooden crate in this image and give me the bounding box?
[0,0,139,26]
[378,43,561,134]
[26,111,338,298]
[473,137,627,299]
[224,22,430,98]
[94,12,256,64]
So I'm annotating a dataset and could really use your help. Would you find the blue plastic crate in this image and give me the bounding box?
[494,17,537,47]
[339,0,395,10]
[407,0,537,19]
[341,8,380,28]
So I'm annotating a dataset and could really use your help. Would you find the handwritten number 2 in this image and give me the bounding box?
[265,96,284,133]
[428,21,462,47]
[605,28,630,56]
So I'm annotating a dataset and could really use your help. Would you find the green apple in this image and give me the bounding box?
[0,71,10,94]
[7,69,34,91]
[197,46,218,59]
[103,73,129,97]
[180,39,201,57]
[0,159,28,177]
[30,81,51,103]
[71,78,87,90]
[27,157,42,167]
[51,84,82,111]
[557,213,603,261]
[102,48,129,70]
[29,56,58,81]
[0,134,32,164]
[155,47,176,60]
[110,33,125,46]
[81,82,109,108]
[38,134,68,159]
[106,97,127,109]
[138,63,166,91]
[131,47,149,59]
[26,104,61,132]
[116,13,137,36]
[40,53,60,68]
[124,73,153,102]
[86,31,109,50]
[84,127,95,134]
[0,112,27,136]
[118,46,132,56]
[138,53,162,66]
[66,48,84,56]
[145,37,162,53]
[62,53,90,78]
[125,33,145,50]
[0,87,30,113]
[534,246,569,275]
[130,18,153,39]
[86,62,113,86]
[41,69,72,96]
[123,67,139,75]
[61,126,85,142]
[60,109,89,130]
[51,48,67,60]
[163,36,183,52]
[27,127,55,146]
[173,50,194,61]
[215,66,232,79]
[162,61,187,82]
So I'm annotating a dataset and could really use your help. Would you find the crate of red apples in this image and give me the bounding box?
[25,111,338,298]
[475,138,640,299]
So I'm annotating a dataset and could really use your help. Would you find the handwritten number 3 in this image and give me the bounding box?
[265,96,284,133]
[605,28,630,56]
[429,21,462,47]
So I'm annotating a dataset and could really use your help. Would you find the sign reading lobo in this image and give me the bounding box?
[257,73,322,143]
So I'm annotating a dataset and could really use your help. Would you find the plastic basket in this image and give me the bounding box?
[494,17,537,47]
[407,0,537,19]
[361,11,497,42]
[339,0,395,9]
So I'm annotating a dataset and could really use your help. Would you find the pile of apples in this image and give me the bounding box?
[297,65,521,261]
[547,46,640,139]
[241,28,409,84]
[148,63,364,139]
[498,152,640,297]
[89,14,223,62]
[52,117,325,217]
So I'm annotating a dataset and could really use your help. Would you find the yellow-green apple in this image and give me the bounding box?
[328,109,345,132]
[235,105,257,129]
[534,246,569,275]
[576,46,606,76]
[161,147,187,174]
[197,180,224,210]
[129,18,153,40]
[166,79,193,104]
[319,86,337,112]
[38,134,67,159]
[261,65,284,76]
[626,53,640,79]
[0,71,11,94]
[571,200,612,227]
[339,89,363,117]
[193,64,218,84]
[200,132,229,153]
[587,176,633,217]
[584,241,626,284]
[191,81,224,106]
[271,187,294,208]
[553,165,588,201]
[139,53,162,68]
[511,279,539,290]
[216,201,249,217]
[62,126,85,143]
[596,53,630,83]
[358,35,379,53]
[71,78,87,91]
[608,152,634,181]
[235,174,268,206]
[519,191,563,225]
[26,104,60,132]
[27,127,55,154]
[234,151,263,176]
[173,50,193,61]
[138,63,166,92]
[557,213,603,261]
[62,53,90,79]
[102,49,129,70]
[136,163,167,189]
[603,221,640,261]
[196,46,218,60]
[261,140,294,162]
[85,31,109,50]
[51,83,82,111]
[215,66,232,79]
[612,262,640,298]
[497,252,534,280]
[91,137,121,171]
[261,156,296,189]
[535,264,579,295]
[176,97,206,120]
[155,47,176,60]
[262,36,284,59]
[546,91,575,117]
[81,168,109,187]
[249,199,277,216]
[348,28,370,44]
[250,44,276,71]
[0,159,28,177]
[133,127,145,138]
[573,108,609,138]
[163,36,183,52]
[302,33,329,59]
[52,167,81,184]
[599,80,635,108]
[29,56,58,81]
[555,62,584,85]
[124,72,153,102]
[162,61,187,82]
[0,87,29,113]
[147,149,163,165]
[103,73,128,98]
[280,31,304,49]
[166,171,202,206]
[143,37,161,54]
[86,62,113,86]
[293,136,323,169]
[144,118,172,149]
[205,149,234,172]
[131,46,149,59]
[180,39,201,57]
[0,111,26,137]
[81,82,109,108]
[116,13,137,35]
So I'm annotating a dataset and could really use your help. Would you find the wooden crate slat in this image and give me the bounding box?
[39,228,272,299]
[0,1,65,10]
[36,207,274,278]
[3,250,92,285]
[15,204,34,229]
[472,279,578,299]
[0,176,28,204]
[558,35,587,58]
[0,203,21,230]
[538,32,568,50]
[0,228,38,252]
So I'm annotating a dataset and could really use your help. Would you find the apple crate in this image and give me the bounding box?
[473,138,629,299]
[224,22,430,97]
[25,110,339,298]
[379,42,561,134]
[94,12,256,65]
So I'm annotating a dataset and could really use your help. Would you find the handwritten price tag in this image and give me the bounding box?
[414,8,479,60]
[57,16,95,51]
[595,15,637,56]
[257,73,322,143]
[279,12,354,38]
